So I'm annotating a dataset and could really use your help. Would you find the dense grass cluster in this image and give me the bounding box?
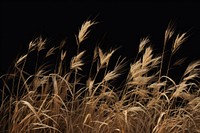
[1,20,200,133]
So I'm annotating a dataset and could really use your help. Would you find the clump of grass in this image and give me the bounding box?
[1,19,200,133]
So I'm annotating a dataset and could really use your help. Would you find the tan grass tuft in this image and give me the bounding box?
[98,48,116,68]
[164,21,175,45]
[70,51,86,71]
[104,58,126,82]
[139,37,150,53]
[46,47,57,57]
[172,32,188,54]
[77,20,96,45]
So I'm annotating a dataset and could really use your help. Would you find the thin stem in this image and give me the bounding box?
[73,43,80,95]
[35,51,39,73]
[159,40,167,80]
[17,51,30,93]
[166,53,173,77]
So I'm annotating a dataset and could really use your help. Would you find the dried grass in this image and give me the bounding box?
[1,19,200,133]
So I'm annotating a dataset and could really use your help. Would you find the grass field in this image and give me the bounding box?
[1,20,200,133]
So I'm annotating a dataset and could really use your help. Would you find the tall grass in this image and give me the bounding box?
[1,19,200,133]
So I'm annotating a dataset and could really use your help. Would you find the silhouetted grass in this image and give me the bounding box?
[1,19,200,133]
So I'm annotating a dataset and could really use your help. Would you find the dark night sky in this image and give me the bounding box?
[1,1,200,75]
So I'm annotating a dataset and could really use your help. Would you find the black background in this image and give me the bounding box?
[1,1,200,76]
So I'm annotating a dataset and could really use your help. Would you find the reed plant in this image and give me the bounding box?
[1,19,200,133]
